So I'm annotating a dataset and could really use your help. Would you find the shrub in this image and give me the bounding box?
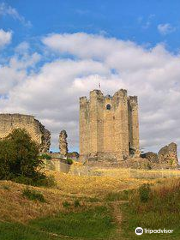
[138,183,151,203]
[65,158,73,165]
[62,201,71,208]
[39,154,52,160]
[13,174,56,187]
[0,129,55,187]
[74,199,81,207]
[0,129,40,179]
[22,188,45,202]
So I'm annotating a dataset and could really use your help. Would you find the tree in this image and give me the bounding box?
[0,129,42,180]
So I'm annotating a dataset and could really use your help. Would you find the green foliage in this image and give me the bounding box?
[74,199,81,207]
[13,174,56,187]
[0,129,40,179]
[0,129,55,187]
[62,201,71,208]
[138,183,151,203]
[39,154,52,160]
[65,158,73,165]
[23,188,45,202]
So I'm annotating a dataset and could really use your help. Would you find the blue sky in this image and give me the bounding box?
[2,0,180,51]
[0,0,180,154]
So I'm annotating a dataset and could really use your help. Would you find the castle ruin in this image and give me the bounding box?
[79,89,139,163]
[0,114,51,152]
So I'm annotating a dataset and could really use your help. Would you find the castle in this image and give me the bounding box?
[79,89,139,163]
[0,90,178,169]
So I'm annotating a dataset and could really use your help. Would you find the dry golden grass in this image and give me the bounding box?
[46,169,160,197]
[0,167,179,224]
[93,167,180,179]
[0,180,75,223]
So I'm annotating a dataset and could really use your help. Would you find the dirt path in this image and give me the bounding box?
[109,200,128,240]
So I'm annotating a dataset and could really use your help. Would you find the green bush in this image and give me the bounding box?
[74,199,81,207]
[22,188,45,202]
[139,183,151,203]
[13,174,56,187]
[0,129,55,187]
[65,158,73,165]
[62,201,71,208]
[39,154,52,160]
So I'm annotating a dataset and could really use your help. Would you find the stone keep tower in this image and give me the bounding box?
[79,89,139,162]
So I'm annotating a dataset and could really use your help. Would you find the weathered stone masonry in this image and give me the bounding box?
[59,130,68,156]
[79,89,139,162]
[0,114,50,152]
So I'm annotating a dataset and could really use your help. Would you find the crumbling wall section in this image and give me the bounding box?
[158,142,178,166]
[0,114,50,152]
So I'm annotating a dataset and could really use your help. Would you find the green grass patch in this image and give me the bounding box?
[0,206,116,240]
[62,201,71,208]
[30,206,116,239]
[88,197,100,202]
[121,180,180,239]
[0,221,66,240]
[22,188,46,202]
[105,189,133,202]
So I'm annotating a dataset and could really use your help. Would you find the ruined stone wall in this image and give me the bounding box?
[59,130,68,156]
[0,114,50,152]
[128,96,139,151]
[79,89,140,162]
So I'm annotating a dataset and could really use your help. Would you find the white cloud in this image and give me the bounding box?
[0,29,12,48]
[1,33,180,156]
[0,48,41,94]
[157,23,176,35]
[15,42,30,54]
[0,2,32,27]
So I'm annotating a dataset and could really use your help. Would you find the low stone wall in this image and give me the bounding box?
[43,159,71,173]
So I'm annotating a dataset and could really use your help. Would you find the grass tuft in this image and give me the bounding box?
[22,188,46,203]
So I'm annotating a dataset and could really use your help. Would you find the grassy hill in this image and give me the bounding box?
[0,169,180,239]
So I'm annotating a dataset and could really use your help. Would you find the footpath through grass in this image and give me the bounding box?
[0,206,117,240]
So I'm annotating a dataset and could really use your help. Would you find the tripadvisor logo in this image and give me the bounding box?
[135,227,174,235]
[135,227,143,235]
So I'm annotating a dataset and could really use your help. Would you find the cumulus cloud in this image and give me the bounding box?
[0,2,31,27]
[0,29,12,48]
[157,23,176,35]
[0,33,180,155]
[0,48,41,94]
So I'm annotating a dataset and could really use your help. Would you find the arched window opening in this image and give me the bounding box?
[106,104,111,110]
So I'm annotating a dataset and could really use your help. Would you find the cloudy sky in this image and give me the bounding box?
[0,0,180,155]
